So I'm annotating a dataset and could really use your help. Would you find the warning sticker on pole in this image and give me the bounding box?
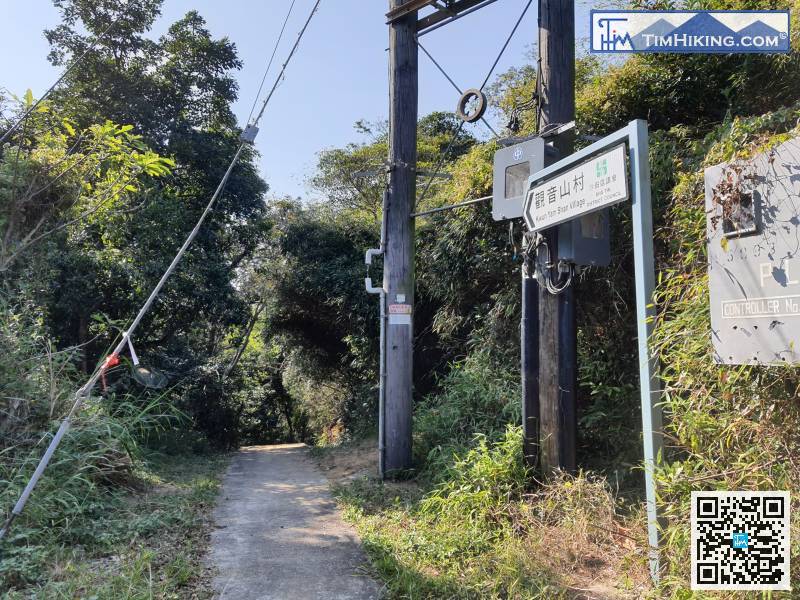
[388,303,412,325]
[523,144,629,232]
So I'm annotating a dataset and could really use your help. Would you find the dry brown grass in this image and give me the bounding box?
[516,472,652,599]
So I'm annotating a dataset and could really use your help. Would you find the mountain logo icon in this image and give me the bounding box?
[591,10,790,54]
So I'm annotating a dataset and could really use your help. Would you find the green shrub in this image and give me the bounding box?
[422,426,527,522]
[0,299,183,588]
[414,350,521,478]
[651,104,800,595]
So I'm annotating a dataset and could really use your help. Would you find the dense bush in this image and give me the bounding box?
[414,350,521,478]
[650,104,800,593]
[0,299,181,587]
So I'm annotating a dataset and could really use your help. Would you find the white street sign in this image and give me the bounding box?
[523,144,629,232]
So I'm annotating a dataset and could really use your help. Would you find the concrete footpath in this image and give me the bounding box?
[208,444,381,600]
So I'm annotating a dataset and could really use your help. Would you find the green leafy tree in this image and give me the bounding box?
[311,112,476,221]
[44,3,270,267]
[42,0,268,348]
[0,0,272,445]
[0,110,172,272]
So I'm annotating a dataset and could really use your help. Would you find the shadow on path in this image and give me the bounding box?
[208,444,381,600]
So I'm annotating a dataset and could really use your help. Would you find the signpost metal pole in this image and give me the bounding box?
[521,246,539,467]
[523,119,663,581]
[628,119,664,580]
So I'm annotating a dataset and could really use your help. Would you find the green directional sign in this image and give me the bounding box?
[523,144,629,233]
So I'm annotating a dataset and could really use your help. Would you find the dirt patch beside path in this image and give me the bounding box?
[313,437,379,484]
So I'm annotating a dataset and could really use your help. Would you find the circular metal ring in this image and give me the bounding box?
[456,88,487,123]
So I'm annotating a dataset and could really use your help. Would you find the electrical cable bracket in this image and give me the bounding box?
[240,125,260,144]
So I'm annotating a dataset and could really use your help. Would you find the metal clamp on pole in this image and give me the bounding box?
[365,249,384,293]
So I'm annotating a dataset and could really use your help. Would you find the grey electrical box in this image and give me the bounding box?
[492,138,545,221]
[706,136,800,365]
[557,210,611,267]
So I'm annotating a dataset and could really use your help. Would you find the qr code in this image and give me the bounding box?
[691,491,791,591]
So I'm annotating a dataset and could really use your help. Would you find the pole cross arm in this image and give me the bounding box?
[386,0,437,23]
[416,0,497,31]
[386,0,495,29]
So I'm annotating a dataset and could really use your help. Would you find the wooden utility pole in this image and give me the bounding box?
[384,0,418,474]
[537,0,577,473]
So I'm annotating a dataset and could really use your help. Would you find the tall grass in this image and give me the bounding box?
[335,346,652,596]
[336,426,649,598]
[0,300,184,588]
[650,104,800,595]
[414,349,521,480]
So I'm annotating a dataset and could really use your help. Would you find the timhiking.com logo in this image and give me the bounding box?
[591,11,790,54]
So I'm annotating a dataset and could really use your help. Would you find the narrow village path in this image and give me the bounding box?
[208,444,380,600]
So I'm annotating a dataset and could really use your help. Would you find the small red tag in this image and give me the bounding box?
[103,353,120,369]
[388,304,412,314]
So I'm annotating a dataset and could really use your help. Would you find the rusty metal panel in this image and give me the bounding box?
[706,136,800,365]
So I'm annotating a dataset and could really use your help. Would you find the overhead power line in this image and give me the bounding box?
[246,0,298,125]
[251,0,323,128]
[0,0,324,544]
[416,0,534,208]
[0,20,116,146]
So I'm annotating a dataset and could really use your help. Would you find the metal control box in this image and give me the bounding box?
[493,137,545,221]
[557,211,611,267]
[706,136,800,365]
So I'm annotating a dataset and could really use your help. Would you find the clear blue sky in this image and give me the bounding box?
[2,0,591,200]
